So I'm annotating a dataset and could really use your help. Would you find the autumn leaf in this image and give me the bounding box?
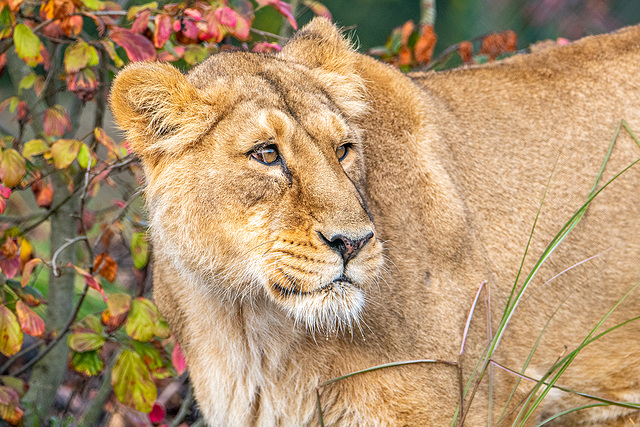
[0,306,23,357]
[69,350,104,376]
[16,101,28,125]
[153,14,172,48]
[183,44,207,65]
[22,139,49,159]
[252,42,281,53]
[64,41,99,73]
[67,331,105,352]
[107,293,132,317]
[131,9,150,34]
[414,24,436,64]
[68,263,106,301]
[131,232,149,269]
[77,143,98,169]
[15,301,44,337]
[43,105,71,137]
[99,40,124,68]
[112,350,157,413]
[125,298,169,341]
[20,258,41,287]
[0,149,26,188]
[0,5,15,40]
[126,2,157,20]
[50,139,81,169]
[148,402,165,423]
[0,385,23,425]
[0,184,10,214]
[93,253,117,282]
[459,41,473,64]
[110,28,156,62]
[302,0,331,19]
[66,68,99,102]
[256,0,297,30]
[172,341,187,375]
[13,24,43,67]
[31,176,54,208]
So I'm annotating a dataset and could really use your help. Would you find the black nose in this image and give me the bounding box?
[319,231,374,264]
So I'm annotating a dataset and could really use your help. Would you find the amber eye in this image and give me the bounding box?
[336,145,349,161]
[251,145,279,165]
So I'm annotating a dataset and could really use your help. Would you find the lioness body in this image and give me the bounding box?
[111,20,640,426]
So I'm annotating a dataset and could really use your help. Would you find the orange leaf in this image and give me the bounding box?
[398,46,412,66]
[15,301,45,337]
[400,20,414,46]
[93,253,117,282]
[414,24,437,64]
[459,41,473,64]
[20,258,41,288]
[43,105,71,137]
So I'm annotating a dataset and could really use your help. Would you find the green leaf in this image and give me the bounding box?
[132,341,163,370]
[131,232,149,269]
[67,331,105,352]
[126,2,157,20]
[77,143,97,169]
[81,314,104,334]
[183,44,207,65]
[22,139,48,159]
[99,40,124,68]
[0,149,26,188]
[0,5,15,40]
[0,377,27,398]
[107,293,132,317]
[126,297,161,342]
[70,350,104,376]
[0,305,22,357]
[111,350,157,413]
[18,74,36,94]
[50,139,81,169]
[0,149,25,188]
[64,42,99,73]
[79,0,105,10]
[13,24,42,67]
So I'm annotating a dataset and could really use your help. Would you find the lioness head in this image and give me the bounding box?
[111,19,383,334]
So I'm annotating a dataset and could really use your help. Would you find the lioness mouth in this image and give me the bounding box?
[272,277,354,297]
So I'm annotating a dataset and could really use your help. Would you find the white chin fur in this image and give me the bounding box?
[280,283,365,337]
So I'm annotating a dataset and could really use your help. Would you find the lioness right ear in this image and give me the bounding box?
[110,62,220,159]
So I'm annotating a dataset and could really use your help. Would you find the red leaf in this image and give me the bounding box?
[43,105,71,137]
[110,28,156,62]
[148,402,165,423]
[252,42,281,53]
[16,101,29,125]
[68,263,106,301]
[131,9,150,34]
[153,14,172,48]
[213,7,250,40]
[0,184,10,199]
[66,68,99,102]
[256,0,297,30]
[171,341,187,375]
[15,300,45,337]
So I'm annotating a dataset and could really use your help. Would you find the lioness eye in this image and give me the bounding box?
[251,146,279,165]
[336,145,349,161]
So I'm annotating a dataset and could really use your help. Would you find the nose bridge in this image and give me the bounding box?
[299,148,373,238]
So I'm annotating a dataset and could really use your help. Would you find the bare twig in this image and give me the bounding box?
[93,188,143,252]
[250,28,290,42]
[0,339,43,374]
[51,236,88,276]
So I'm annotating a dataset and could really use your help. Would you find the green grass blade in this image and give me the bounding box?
[535,403,609,426]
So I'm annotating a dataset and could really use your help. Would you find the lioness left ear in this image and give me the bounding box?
[279,17,356,74]
[110,61,221,159]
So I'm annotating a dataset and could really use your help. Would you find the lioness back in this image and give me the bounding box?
[111,19,640,426]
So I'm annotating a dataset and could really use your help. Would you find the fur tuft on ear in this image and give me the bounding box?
[110,62,221,159]
[279,18,368,118]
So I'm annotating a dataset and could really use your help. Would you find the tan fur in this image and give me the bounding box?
[110,19,640,426]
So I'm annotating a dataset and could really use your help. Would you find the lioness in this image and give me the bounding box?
[110,18,640,426]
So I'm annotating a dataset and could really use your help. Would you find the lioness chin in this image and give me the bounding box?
[110,18,640,426]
